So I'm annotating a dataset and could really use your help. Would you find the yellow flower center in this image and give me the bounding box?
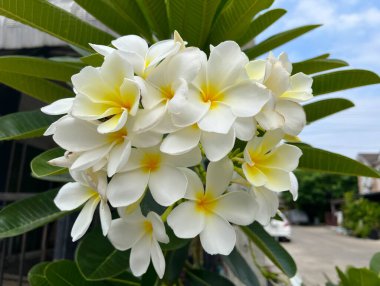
[144,220,153,234]
[201,85,223,109]
[107,128,128,143]
[141,153,161,173]
[195,193,217,214]
[161,85,175,100]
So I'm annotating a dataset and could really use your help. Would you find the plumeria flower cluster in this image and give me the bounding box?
[42,31,312,278]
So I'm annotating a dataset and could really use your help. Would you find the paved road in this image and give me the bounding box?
[281,226,380,285]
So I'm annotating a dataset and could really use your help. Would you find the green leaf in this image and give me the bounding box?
[74,0,152,41]
[237,9,287,46]
[167,0,221,48]
[297,146,380,178]
[31,148,68,178]
[163,244,189,285]
[313,69,380,96]
[81,53,104,67]
[304,98,354,123]
[209,0,274,44]
[0,189,67,238]
[245,25,321,59]
[370,252,380,274]
[161,226,190,251]
[222,248,260,286]
[28,262,51,286]
[292,58,348,75]
[136,0,170,39]
[346,267,380,286]
[75,229,130,280]
[0,0,114,51]
[0,56,80,82]
[186,269,234,286]
[242,222,297,277]
[0,110,57,141]
[0,72,74,103]
[336,267,350,286]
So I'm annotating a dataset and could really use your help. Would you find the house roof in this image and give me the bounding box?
[357,153,380,167]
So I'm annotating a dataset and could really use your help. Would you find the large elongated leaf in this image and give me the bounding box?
[297,146,380,178]
[74,0,152,41]
[31,148,68,178]
[163,244,189,285]
[0,110,57,141]
[242,223,297,277]
[292,58,348,75]
[0,189,66,238]
[75,229,130,280]
[222,248,260,286]
[186,269,234,286]
[0,72,73,103]
[167,0,221,48]
[238,9,287,46]
[136,0,170,39]
[28,262,51,286]
[304,98,354,123]
[0,0,114,51]
[313,69,380,96]
[0,56,80,82]
[209,0,274,44]
[245,25,321,59]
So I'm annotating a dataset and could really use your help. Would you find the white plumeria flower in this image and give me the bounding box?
[50,116,162,177]
[167,158,256,255]
[160,116,256,161]
[246,52,313,135]
[90,31,185,78]
[107,208,169,278]
[242,129,302,192]
[54,170,111,241]
[71,52,140,134]
[168,41,270,135]
[251,187,279,225]
[107,146,201,207]
[133,47,202,133]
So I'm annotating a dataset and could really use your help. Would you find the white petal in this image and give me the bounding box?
[147,212,169,243]
[107,140,132,177]
[201,128,235,162]
[97,111,128,134]
[108,170,150,207]
[71,197,100,241]
[261,167,291,192]
[130,235,152,277]
[276,100,306,136]
[281,72,313,102]
[252,187,279,225]
[149,166,187,206]
[208,41,248,89]
[255,98,285,131]
[132,131,163,148]
[265,61,290,97]
[100,200,112,236]
[181,168,204,200]
[245,60,268,83]
[198,103,236,134]
[100,52,133,89]
[147,39,180,68]
[263,143,302,171]
[289,172,299,200]
[242,164,267,187]
[234,117,256,141]
[260,128,285,154]
[41,98,74,115]
[167,201,205,238]
[160,125,201,155]
[279,52,293,73]
[112,35,148,58]
[200,215,236,255]
[223,81,270,117]
[214,191,256,225]
[133,104,167,132]
[120,78,140,116]
[53,117,108,152]
[164,146,202,167]
[71,145,113,171]
[89,44,115,56]
[150,239,166,279]
[54,182,95,211]
[119,148,145,172]
[205,157,233,197]
[107,218,145,251]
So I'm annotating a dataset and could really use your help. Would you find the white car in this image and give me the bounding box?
[264,212,291,242]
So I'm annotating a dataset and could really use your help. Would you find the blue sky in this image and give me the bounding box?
[257,0,380,158]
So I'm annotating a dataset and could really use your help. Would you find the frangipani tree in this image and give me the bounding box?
[0,0,379,285]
